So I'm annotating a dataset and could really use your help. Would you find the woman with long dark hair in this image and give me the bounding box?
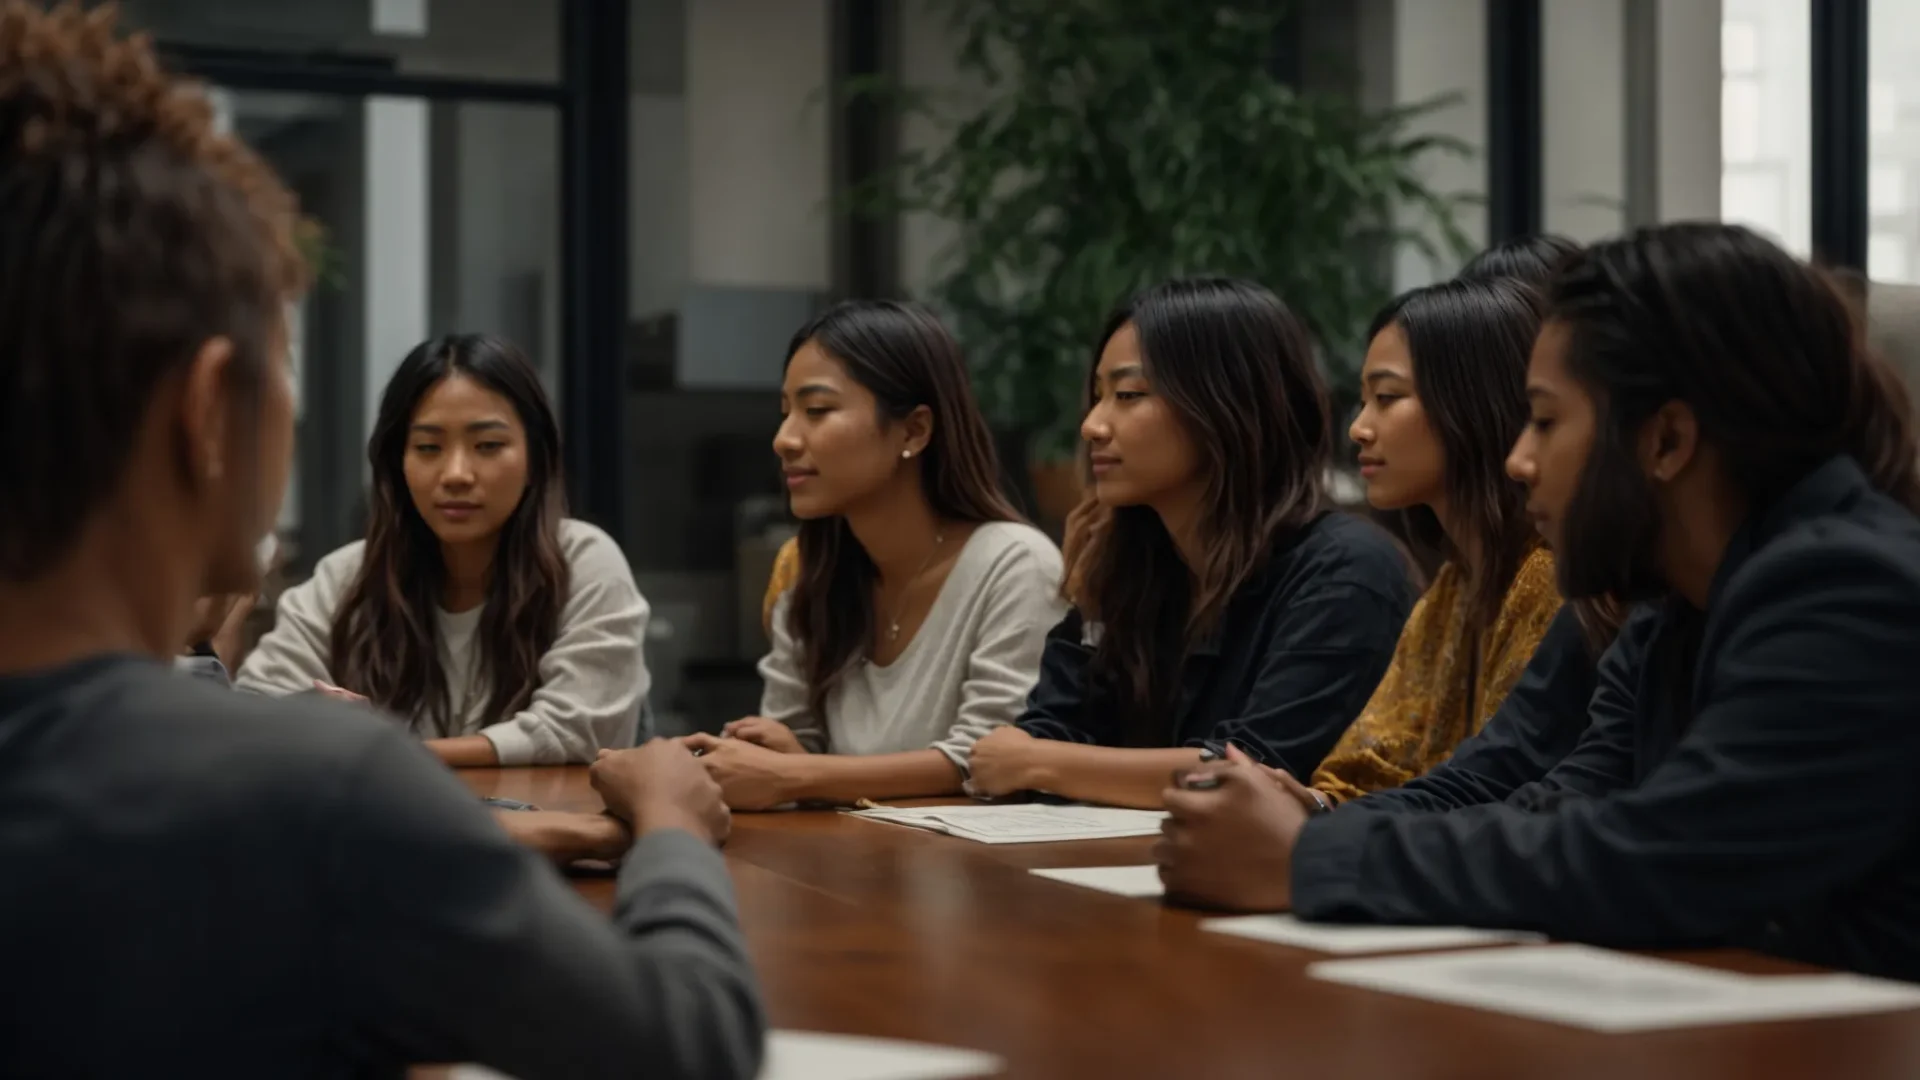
[1159,224,1920,982]
[965,278,1416,808]
[238,334,650,767]
[1306,278,1562,802]
[681,301,1064,808]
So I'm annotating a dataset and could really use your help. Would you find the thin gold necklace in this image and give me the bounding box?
[884,530,946,643]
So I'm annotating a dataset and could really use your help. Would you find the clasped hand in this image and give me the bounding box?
[680,717,808,811]
[1153,744,1320,912]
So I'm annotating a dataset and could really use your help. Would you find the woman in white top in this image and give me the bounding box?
[682,301,1065,808]
[237,334,649,767]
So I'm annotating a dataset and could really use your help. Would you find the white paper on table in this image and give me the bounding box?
[448,1030,1002,1080]
[845,804,1166,844]
[759,1030,1001,1080]
[1309,943,1920,1032]
[1203,913,1541,955]
[1030,864,1165,897]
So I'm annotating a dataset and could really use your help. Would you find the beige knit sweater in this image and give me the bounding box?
[236,519,649,765]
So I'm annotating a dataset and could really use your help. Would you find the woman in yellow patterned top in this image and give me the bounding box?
[1311,277,1562,803]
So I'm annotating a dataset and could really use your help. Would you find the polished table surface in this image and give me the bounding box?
[463,767,1920,1079]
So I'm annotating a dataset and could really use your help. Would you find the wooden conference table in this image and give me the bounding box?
[460,767,1920,1080]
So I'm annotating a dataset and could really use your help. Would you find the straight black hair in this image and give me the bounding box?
[1459,234,1581,293]
[1365,279,1543,634]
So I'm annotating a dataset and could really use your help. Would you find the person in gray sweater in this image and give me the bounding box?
[0,5,763,1075]
[683,302,1066,808]
[238,335,651,768]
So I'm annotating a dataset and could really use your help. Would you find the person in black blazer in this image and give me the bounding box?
[1156,222,1920,983]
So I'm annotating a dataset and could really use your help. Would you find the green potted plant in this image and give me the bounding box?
[853,0,1473,528]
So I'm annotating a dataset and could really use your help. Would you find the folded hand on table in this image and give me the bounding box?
[590,738,732,845]
[963,725,1046,798]
[1154,745,1308,912]
[716,716,807,754]
[680,735,802,811]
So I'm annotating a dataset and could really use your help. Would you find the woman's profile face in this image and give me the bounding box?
[1080,323,1201,511]
[402,373,531,548]
[773,341,908,519]
[1349,322,1447,514]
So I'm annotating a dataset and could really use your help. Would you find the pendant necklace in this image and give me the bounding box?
[884,531,946,642]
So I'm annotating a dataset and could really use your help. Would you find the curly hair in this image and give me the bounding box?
[0,1,306,580]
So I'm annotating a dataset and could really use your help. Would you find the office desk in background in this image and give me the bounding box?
[458,768,1920,1080]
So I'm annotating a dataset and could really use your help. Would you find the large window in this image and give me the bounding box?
[1868,0,1920,283]
[1720,0,1811,256]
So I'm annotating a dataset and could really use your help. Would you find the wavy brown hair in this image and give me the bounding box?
[784,301,1024,718]
[1062,278,1332,744]
[329,335,569,734]
[1366,278,1543,637]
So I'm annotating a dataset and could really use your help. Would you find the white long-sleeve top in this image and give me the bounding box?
[236,518,649,764]
[758,521,1065,772]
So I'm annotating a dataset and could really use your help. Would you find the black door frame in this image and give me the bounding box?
[157,0,630,549]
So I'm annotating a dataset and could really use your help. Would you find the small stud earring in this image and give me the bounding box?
[902,449,912,459]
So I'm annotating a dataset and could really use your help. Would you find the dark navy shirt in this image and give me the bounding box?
[1017,511,1416,777]
[0,654,763,1078]
[1350,604,1658,814]
[1295,456,1920,982]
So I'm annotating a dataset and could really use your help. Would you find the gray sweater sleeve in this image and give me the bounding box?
[329,727,764,1079]
[234,542,363,695]
[929,539,1066,771]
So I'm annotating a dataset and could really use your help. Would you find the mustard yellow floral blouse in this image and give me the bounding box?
[1311,544,1561,802]
[762,537,801,630]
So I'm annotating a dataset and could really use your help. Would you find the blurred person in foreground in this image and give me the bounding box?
[0,3,763,1075]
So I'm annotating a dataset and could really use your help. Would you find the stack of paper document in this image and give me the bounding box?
[1202,913,1541,954]
[451,1029,1003,1080]
[1309,944,1920,1031]
[845,804,1167,844]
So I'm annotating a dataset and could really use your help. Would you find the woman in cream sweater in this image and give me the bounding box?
[683,301,1064,808]
[238,335,649,767]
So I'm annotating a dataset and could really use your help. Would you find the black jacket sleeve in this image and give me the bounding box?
[1016,609,1104,745]
[327,728,766,1080]
[1290,541,1920,949]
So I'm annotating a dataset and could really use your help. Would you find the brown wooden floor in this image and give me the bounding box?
[460,767,1920,1079]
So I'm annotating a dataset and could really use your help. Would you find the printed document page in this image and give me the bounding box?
[1309,944,1920,1031]
[846,804,1167,844]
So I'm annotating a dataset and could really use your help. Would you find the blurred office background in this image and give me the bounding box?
[102,0,1907,731]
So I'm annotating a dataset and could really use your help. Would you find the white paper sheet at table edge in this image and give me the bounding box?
[1202,913,1544,954]
[1307,943,1920,1033]
[1030,864,1166,897]
[449,1029,1002,1080]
